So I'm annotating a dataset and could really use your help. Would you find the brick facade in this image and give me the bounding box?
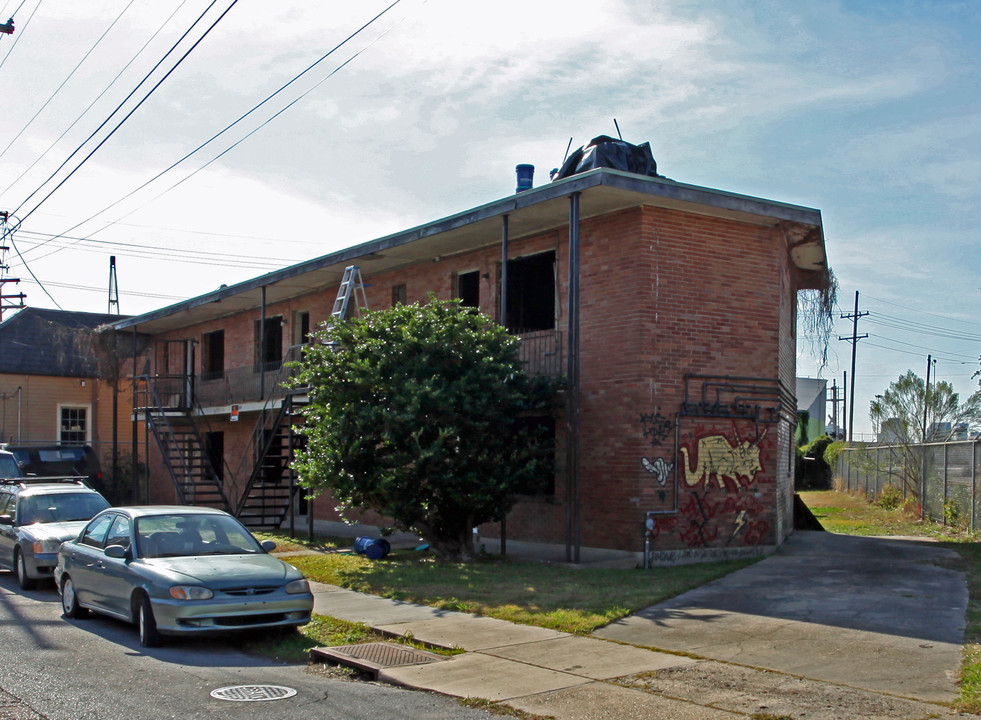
[116,170,828,563]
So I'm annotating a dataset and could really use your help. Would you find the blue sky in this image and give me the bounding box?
[0,0,978,435]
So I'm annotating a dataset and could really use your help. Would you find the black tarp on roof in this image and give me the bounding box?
[0,308,127,377]
[553,135,659,181]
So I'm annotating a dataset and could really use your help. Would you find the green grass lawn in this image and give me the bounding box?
[259,492,981,714]
[282,549,756,634]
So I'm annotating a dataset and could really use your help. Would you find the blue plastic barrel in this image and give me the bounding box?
[515,164,535,192]
[353,536,391,560]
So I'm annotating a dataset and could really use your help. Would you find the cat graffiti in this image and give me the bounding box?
[680,433,763,490]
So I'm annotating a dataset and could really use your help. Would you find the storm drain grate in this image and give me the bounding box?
[210,685,298,702]
[311,642,446,676]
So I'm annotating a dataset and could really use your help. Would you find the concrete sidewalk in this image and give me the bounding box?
[307,531,973,719]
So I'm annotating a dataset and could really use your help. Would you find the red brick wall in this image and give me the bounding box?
[132,202,806,560]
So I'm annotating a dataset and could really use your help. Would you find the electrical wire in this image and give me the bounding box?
[0,0,136,161]
[18,277,184,301]
[1,0,191,198]
[6,0,239,307]
[30,0,404,258]
[0,0,40,72]
[10,0,226,220]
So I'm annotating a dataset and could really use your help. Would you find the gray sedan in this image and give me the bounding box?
[55,506,314,647]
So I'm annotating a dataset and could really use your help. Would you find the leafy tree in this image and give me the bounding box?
[870,370,981,444]
[865,370,981,497]
[291,298,557,562]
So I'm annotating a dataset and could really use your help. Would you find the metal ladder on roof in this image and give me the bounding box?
[329,265,369,325]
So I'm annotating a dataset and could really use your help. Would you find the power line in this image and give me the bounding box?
[0,0,40,72]
[1,0,191,198]
[10,0,229,221]
[0,0,136,161]
[36,0,404,256]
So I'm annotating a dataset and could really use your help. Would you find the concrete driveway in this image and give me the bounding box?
[594,530,968,704]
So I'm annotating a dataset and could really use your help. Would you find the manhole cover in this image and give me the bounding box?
[210,685,298,702]
[311,642,446,676]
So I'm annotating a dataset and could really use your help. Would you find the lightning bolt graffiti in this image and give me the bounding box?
[728,510,747,545]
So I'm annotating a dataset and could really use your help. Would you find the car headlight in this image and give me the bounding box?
[285,579,309,594]
[169,585,214,600]
[32,539,62,554]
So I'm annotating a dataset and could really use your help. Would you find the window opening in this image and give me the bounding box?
[294,311,311,345]
[255,316,283,370]
[457,271,479,309]
[205,431,224,483]
[202,330,225,380]
[505,251,555,332]
[392,284,406,306]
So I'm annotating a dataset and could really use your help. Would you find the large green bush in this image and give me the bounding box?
[291,298,557,562]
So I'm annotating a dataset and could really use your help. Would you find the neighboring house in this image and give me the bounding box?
[795,377,827,445]
[0,308,130,473]
[110,138,830,563]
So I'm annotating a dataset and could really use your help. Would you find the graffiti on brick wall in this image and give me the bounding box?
[640,410,673,446]
[679,430,765,491]
[678,491,771,548]
[641,456,672,486]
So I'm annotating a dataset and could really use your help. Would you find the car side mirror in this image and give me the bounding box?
[104,544,130,560]
[0,514,12,526]
[260,539,276,552]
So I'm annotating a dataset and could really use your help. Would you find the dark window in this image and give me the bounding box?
[457,271,479,309]
[202,330,224,380]
[255,316,283,370]
[505,251,555,332]
[205,432,224,483]
[60,407,88,444]
[295,311,311,345]
[392,284,407,306]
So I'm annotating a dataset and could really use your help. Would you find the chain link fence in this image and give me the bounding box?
[835,439,981,532]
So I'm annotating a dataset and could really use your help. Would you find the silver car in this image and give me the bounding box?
[55,506,314,647]
[0,478,110,589]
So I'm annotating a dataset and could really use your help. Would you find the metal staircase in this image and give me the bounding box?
[234,389,308,529]
[138,377,232,513]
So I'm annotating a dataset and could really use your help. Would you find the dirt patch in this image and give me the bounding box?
[614,660,966,720]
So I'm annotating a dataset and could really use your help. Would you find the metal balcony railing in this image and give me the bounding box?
[516,329,564,377]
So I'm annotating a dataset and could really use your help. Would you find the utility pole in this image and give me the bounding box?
[922,354,935,442]
[108,255,120,314]
[0,211,25,322]
[839,291,868,442]
[828,380,845,438]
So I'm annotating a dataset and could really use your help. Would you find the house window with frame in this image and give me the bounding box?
[59,406,89,444]
[202,329,225,381]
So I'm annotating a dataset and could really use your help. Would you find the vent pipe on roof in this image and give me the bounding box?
[515,164,534,193]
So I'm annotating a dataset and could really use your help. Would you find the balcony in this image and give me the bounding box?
[516,329,564,378]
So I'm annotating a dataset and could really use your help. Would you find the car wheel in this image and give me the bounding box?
[15,549,36,591]
[138,594,161,648]
[61,576,87,618]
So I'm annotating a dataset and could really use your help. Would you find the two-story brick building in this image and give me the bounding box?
[111,148,829,564]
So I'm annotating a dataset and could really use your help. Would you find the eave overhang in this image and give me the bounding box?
[112,168,827,335]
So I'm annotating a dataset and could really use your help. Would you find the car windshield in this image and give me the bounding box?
[18,492,110,524]
[136,514,264,558]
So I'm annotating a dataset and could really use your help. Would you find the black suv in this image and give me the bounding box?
[0,457,110,590]
[6,445,104,494]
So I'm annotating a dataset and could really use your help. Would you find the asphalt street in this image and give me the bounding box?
[0,573,496,720]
